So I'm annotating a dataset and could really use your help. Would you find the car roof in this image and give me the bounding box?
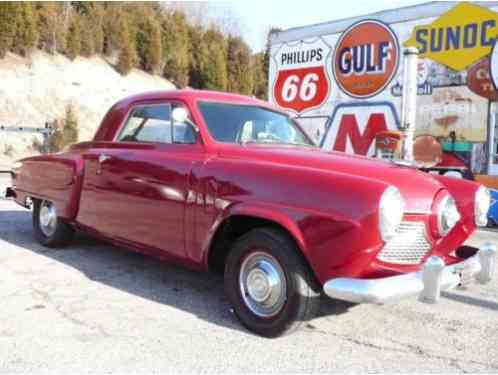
[118,89,272,108]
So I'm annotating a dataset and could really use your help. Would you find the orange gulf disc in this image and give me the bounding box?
[333,20,399,98]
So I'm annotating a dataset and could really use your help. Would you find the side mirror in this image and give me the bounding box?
[172,107,189,123]
[171,106,199,134]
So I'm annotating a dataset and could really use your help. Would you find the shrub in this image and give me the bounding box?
[47,104,79,153]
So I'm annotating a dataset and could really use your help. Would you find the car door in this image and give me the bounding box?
[77,102,202,259]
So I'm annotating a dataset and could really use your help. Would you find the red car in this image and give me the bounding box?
[6,90,496,337]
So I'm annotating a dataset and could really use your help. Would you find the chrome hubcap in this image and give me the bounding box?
[239,252,286,318]
[39,200,57,237]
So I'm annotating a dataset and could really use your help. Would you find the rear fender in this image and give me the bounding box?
[14,153,84,220]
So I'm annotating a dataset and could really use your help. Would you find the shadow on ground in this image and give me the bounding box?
[0,208,354,335]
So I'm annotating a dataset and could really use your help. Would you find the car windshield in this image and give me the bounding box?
[198,102,315,147]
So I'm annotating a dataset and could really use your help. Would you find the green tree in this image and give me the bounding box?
[66,16,81,60]
[264,27,281,80]
[116,16,137,75]
[47,104,79,153]
[227,36,253,95]
[202,28,228,90]
[13,3,38,56]
[188,25,209,88]
[0,2,19,58]
[252,52,267,99]
[137,18,162,74]
[102,3,127,55]
[63,104,79,146]
[89,4,105,55]
[79,14,95,57]
[161,10,190,87]
[36,2,68,54]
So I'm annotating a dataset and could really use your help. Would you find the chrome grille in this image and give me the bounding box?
[377,221,432,265]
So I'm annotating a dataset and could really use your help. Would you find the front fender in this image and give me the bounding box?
[203,201,314,261]
[202,198,382,284]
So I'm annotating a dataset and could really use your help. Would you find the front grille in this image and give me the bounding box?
[377,221,432,265]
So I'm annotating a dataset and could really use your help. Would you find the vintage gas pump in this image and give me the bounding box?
[375,130,403,159]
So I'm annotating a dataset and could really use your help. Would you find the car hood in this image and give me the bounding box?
[220,145,444,213]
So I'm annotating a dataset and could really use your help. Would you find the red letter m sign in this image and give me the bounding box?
[322,104,399,157]
[333,113,388,155]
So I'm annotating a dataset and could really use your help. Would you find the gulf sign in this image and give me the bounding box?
[404,2,498,71]
[272,38,331,113]
[333,20,399,99]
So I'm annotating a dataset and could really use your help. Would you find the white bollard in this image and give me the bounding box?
[419,256,445,303]
[477,243,496,284]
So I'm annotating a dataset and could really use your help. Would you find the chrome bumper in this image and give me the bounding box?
[323,243,496,304]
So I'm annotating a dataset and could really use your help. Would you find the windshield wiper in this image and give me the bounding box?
[240,139,316,148]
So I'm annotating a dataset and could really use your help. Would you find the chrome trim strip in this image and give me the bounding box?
[404,210,431,215]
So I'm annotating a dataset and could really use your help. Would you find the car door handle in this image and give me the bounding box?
[98,154,112,164]
[96,154,112,175]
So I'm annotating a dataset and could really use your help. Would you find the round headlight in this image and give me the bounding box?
[379,186,404,242]
[437,194,460,235]
[475,186,491,227]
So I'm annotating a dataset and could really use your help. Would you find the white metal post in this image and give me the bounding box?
[400,47,419,161]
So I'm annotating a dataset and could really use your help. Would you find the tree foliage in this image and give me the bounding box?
[0,2,19,58]
[13,3,38,56]
[47,104,79,153]
[0,2,269,98]
[162,11,190,87]
[227,36,253,95]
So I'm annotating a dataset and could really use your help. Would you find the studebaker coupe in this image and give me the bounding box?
[6,90,496,337]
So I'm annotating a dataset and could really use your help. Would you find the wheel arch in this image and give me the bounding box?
[204,203,316,281]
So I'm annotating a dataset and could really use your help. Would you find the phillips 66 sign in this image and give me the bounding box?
[271,38,331,113]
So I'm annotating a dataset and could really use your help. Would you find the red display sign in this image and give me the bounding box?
[467,58,498,101]
[333,113,389,155]
[333,20,399,98]
[322,103,399,157]
[273,66,329,113]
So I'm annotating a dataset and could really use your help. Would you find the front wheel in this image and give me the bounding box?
[33,199,74,247]
[224,228,320,337]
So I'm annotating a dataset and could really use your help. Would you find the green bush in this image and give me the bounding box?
[47,104,79,153]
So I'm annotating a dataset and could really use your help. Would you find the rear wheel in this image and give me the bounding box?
[224,227,320,337]
[33,199,74,247]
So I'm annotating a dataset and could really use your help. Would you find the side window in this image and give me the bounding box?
[118,103,196,144]
[118,105,172,143]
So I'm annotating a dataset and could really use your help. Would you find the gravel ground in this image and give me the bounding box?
[0,175,497,373]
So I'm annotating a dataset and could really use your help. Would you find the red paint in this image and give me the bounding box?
[438,152,467,168]
[273,66,329,113]
[11,89,482,285]
[333,113,388,155]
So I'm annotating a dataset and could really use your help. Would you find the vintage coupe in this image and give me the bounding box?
[6,90,496,337]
